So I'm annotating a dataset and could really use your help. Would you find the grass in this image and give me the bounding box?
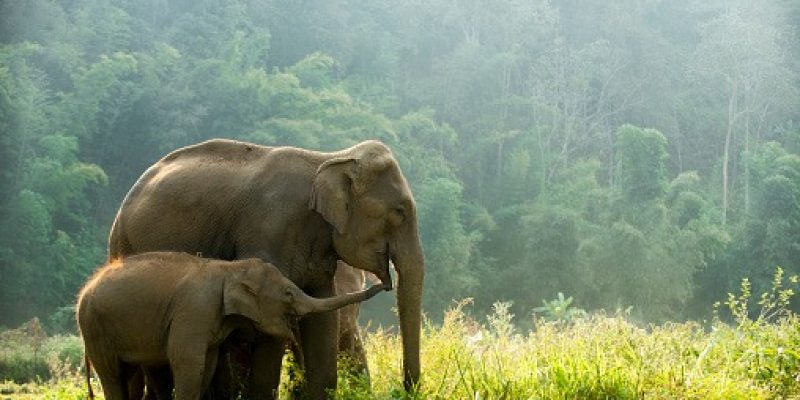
[5,309,795,399]
[332,302,799,400]
[2,273,799,399]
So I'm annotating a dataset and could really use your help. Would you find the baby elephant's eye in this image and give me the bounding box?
[284,287,294,301]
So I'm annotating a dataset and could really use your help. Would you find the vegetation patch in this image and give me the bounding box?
[1,309,798,398]
[1,272,798,399]
[339,300,799,399]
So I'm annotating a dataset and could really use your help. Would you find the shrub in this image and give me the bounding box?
[42,335,84,371]
[0,318,50,383]
[0,318,84,383]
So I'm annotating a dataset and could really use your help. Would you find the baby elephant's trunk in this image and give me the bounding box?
[296,284,387,315]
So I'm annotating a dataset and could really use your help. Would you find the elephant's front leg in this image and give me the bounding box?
[170,347,217,400]
[300,285,339,400]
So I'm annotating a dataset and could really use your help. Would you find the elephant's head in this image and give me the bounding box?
[224,260,386,340]
[309,140,425,390]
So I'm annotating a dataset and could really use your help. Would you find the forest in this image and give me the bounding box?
[1,0,800,332]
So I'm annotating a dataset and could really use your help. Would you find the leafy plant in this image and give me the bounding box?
[533,292,587,322]
[0,319,84,384]
[716,267,799,326]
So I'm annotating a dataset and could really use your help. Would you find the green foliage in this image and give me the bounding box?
[495,205,586,318]
[2,0,800,327]
[2,3,800,397]
[288,52,337,90]
[2,290,800,398]
[45,306,78,336]
[533,292,587,322]
[616,124,669,206]
[341,301,800,399]
[718,267,799,327]
[718,143,800,308]
[416,178,479,318]
[0,318,83,384]
[711,269,800,396]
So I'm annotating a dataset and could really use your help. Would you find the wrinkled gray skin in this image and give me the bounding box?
[109,139,425,399]
[77,252,385,400]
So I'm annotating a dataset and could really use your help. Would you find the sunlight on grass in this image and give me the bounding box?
[2,310,798,399]
[2,271,798,399]
[335,299,799,399]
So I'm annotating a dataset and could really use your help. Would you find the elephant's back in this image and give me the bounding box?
[109,141,273,259]
[161,138,274,164]
[77,254,201,350]
[108,138,326,260]
[121,139,281,205]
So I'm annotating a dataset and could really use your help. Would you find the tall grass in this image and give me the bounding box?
[332,303,799,399]
[2,271,798,399]
[2,312,797,399]
[335,270,800,399]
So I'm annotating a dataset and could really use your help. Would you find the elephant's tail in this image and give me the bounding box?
[84,353,95,400]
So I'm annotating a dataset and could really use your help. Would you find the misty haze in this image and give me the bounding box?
[1,0,798,398]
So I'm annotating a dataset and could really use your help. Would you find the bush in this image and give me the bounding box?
[0,351,50,384]
[42,335,84,371]
[0,318,50,383]
[0,318,84,383]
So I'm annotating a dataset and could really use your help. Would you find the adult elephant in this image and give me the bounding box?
[108,139,424,399]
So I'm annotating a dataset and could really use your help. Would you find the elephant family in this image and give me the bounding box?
[109,139,424,399]
[77,252,385,400]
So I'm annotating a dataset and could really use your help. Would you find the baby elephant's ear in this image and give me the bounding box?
[223,270,260,320]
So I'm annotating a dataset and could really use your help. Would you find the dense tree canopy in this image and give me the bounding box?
[1,0,798,329]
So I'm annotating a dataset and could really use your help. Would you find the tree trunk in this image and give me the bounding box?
[722,83,738,226]
[744,110,750,215]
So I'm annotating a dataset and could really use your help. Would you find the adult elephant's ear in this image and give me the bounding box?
[309,157,357,235]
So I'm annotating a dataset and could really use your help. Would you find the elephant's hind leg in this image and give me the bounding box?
[144,365,174,400]
[127,369,145,400]
[248,336,286,400]
[92,357,134,400]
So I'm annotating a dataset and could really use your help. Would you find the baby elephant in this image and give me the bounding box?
[77,252,385,400]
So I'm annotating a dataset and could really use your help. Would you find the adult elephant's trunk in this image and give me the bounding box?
[392,230,425,391]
